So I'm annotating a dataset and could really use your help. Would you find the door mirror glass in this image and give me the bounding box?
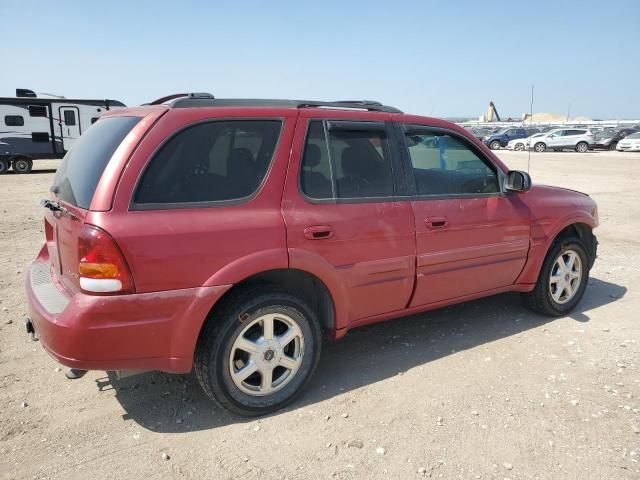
[505,170,531,192]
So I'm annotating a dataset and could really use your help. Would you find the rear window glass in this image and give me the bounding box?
[51,116,140,209]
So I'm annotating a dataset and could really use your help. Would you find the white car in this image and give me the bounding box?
[530,128,595,153]
[616,132,640,152]
[507,132,545,151]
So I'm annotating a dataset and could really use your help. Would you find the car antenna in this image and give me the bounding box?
[528,84,534,174]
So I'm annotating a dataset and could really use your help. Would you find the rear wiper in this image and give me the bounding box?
[40,199,78,220]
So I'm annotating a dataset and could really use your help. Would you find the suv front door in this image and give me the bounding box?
[282,112,416,325]
[399,124,530,306]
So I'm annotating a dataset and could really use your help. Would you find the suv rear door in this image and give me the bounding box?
[281,111,416,325]
[398,123,530,306]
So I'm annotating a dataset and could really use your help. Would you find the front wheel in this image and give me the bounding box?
[608,142,618,151]
[521,237,590,316]
[514,143,525,151]
[489,140,501,150]
[534,142,547,152]
[194,287,322,416]
[575,142,589,153]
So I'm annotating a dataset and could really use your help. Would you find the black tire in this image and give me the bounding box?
[534,142,546,152]
[12,157,33,174]
[575,142,589,153]
[514,143,524,151]
[490,140,501,150]
[194,286,322,416]
[521,236,590,317]
[0,158,9,175]
[608,142,617,151]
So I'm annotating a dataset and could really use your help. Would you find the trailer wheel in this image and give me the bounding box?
[0,158,9,174]
[12,157,33,174]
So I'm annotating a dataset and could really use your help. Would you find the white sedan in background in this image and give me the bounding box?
[616,132,640,152]
[506,132,545,151]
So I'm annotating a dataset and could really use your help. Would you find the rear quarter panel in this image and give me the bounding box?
[87,108,298,292]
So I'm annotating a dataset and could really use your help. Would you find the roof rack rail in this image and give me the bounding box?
[164,96,402,113]
[296,100,402,113]
[144,92,215,106]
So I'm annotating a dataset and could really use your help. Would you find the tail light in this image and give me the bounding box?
[77,225,135,294]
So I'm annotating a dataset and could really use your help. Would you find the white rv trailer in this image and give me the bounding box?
[0,88,126,174]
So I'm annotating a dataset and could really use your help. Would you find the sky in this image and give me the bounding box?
[1,0,639,119]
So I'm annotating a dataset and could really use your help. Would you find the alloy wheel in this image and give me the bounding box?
[549,250,582,304]
[229,313,305,396]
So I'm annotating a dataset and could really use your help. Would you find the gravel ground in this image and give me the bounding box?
[0,150,639,480]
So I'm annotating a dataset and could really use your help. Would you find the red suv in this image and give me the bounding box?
[25,94,598,416]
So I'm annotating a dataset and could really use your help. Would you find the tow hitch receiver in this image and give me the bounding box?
[25,319,37,341]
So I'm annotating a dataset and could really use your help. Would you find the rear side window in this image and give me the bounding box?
[4,115,24,126]
[300,120,395,199]
[134,120,282,206]
[404,130,499,195]
[52,116,140,209]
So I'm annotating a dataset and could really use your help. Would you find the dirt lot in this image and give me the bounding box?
[1,150,639,480]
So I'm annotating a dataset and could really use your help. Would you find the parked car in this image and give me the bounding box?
[483,127,540,150]
[25,94,599,416]
[592,128,638,150]
[506,132,545,151]
[531,128,595,153]
[616,132,640,151]
[464,126,499,140]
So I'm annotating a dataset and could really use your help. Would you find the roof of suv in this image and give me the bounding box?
[144,92,403,113]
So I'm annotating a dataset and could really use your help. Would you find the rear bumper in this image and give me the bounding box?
[26,259,231,373]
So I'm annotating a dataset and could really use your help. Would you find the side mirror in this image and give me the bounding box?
[505,170,531,192]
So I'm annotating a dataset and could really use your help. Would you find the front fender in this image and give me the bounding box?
[517,212,597,285]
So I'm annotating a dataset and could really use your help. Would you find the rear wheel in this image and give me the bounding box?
[194,287,322,416]
[521,237,590,316]
[534,142,546,152]
[575,142,589,153]
[514,143,525,151]
[490,140,501,150]
[12,157,33,174]
[0,158,9,174]
[608,142,618,151]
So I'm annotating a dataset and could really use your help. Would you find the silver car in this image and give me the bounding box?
[531,128,595,153]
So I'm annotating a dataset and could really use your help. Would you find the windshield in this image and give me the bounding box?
[626,132,640,139]
[51,116,141,209]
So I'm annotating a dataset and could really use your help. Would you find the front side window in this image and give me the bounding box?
[5,115,24,126]
[135,120,282,205]
[300,120,395,199]
[404,130,499,195]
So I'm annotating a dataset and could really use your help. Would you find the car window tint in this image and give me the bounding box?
[404,131,499,195]
[329,128,394,198]
[52,116,141,209]
[300,121,395,199]
[135,120,281,205]
[300,121,333,199]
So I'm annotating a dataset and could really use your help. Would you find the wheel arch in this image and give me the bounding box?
[199,268,337,343]
[517,220,597,285]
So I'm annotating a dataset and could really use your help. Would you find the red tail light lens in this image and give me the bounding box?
[77,225,134,294]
